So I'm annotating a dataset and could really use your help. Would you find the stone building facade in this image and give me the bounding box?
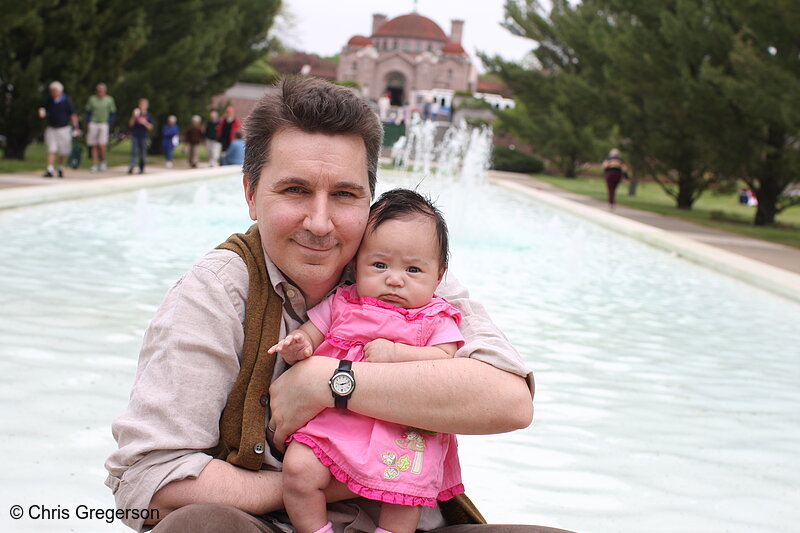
[336,12,477,106]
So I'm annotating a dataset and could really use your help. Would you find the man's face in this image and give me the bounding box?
[96,84,106,97]
[244,128,371,305]
[50,86,62,99]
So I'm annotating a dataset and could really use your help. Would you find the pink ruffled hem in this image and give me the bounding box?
[290,434,465,508]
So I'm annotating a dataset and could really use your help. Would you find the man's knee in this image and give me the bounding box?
[151,503,276,533]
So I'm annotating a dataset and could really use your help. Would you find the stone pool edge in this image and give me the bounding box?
[0,166,235,210]
[492,176,800,304]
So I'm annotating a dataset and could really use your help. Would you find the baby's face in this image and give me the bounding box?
[355,215,442,309]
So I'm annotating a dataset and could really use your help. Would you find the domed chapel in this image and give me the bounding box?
[336,12,477,106]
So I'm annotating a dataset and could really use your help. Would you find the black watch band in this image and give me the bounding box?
[329,360,355,409]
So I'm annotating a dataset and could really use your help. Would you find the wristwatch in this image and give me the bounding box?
[329,360,355,409]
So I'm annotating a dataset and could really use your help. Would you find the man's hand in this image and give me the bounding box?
[268,356,336,451]
[268,331,313,365]
[363,338,396,362]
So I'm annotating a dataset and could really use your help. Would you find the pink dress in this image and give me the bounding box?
[288,284,466,507]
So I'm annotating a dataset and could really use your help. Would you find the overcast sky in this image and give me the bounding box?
[278,0,535,68]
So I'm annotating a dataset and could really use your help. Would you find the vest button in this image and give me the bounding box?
[259,395,268,407]
[254,442,265,454]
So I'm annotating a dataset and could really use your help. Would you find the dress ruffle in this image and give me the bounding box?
[290,433,465,508]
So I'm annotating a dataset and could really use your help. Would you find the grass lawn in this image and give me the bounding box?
[533,174,800,250]
[0,139,199,173]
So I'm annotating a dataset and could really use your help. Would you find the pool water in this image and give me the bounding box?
[0,174,797,533]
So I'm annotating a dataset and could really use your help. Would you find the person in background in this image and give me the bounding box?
[220,130,244,166]
[85,82,116,172]
[161,115,180,169]
[128,98,153,174]
[39,80,79,178]
[205,110,222,167]
[602,148,628,208]
[185,115,205,168]
[217,105,240,157]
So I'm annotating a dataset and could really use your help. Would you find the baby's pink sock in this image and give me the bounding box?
[312,522,334,533]
[375,528,394,533]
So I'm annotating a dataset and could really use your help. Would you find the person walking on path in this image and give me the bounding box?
[205,110,222,166]
[185,115,205,168]
[161,115,180,169]
[128,98,153,174]
[38,81,79,178]
[602,148,628,208]
[85,82,116,172]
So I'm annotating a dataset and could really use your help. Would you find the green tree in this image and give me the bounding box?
[1,0,280,160]
[0,0,146,159]
[110,0,280,151]
[703,0,800,225]
[591,0,741,209]
[483,1,611,177]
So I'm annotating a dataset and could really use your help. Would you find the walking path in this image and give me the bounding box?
[1,165,798,301]
[491,171,800,275]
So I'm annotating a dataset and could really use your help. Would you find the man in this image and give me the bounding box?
[204,110,222,166]
[127,98,153,174]
[38,81,79,178]
[85,82,117,172]
[106,78,573,533]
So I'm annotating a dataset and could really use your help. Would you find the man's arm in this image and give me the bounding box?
[269,356,532,447]
[269,273,534,446]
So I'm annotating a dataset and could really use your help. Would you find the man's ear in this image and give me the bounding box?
[243,175,257,221]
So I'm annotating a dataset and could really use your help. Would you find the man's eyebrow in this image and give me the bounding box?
[334,181,369,195]
[271,177,368,195]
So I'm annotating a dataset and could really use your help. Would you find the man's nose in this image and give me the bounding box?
[303,196,334,235]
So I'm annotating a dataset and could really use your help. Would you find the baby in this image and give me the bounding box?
[269,188,465,533]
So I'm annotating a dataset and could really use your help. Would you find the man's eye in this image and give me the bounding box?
[407,266,421,273]
[334,190,355,198]
[373,262,387,269]
[285,186,305,194]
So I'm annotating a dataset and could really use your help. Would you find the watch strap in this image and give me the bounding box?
[332,360,354,409]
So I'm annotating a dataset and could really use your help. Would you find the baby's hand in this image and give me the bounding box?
[267,332,313,365]
[363,339,397,363]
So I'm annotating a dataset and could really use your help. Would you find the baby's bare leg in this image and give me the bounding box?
[378,503,422,533]
[283,441,334,533]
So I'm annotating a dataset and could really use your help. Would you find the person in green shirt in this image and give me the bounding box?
[85,83,117,172]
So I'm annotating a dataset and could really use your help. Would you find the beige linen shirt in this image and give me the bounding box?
[105,248,534,531]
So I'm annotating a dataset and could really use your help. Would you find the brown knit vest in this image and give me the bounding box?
[207,223,485,525]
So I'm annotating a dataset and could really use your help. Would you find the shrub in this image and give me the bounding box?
[491,145,544,174]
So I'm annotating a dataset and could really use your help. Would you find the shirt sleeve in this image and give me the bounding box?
[426,315,465,348]
[104,249,249,531]
[435,272,534,396]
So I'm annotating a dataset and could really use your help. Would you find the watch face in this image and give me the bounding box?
[331,373,354,395]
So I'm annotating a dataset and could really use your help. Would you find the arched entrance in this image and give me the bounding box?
[384,72,406,106]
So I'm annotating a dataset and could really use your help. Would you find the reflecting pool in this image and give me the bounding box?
[0,173,797,533]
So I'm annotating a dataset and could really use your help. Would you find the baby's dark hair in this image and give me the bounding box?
[367,188,450,271]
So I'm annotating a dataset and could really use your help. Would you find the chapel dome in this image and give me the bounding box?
[373,13,448,42]
[347,35,373,47]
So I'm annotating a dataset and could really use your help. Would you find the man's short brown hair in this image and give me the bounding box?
[242,77,383,197]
